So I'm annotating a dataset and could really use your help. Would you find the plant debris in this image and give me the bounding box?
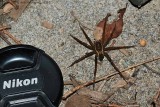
[93,4,127,41]
[65,94,91,107]
[64,75,115,107]
[64,74,140,107]
[41,20,54,29]
[63,56,160,99]
[150,88,160,107]
[8,0,31,21]
[2,2,14,14]
[0,24,21,45]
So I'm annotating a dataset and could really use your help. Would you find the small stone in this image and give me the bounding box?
[41,20,54,29]
[139,39,147,47]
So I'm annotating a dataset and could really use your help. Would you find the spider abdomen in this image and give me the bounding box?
[99,53,104,61]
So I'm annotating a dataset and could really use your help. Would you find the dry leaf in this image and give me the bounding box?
[93,26,103,40]
[0,9,3,15]
[112,68,136,89]
[65,94,91,107]
[8,0,19,9]
[8,0,31,21]
[112,78,136,89]
[3,3,14,14]
[122,68,136,79]
[93,5,127,43]
[69,75,114,102]
[111,7,127,38]
[112,80,127,88]
[41,21,54,29]
[78,88,114,102]
[0,25,10,30]
[93,13,111,41]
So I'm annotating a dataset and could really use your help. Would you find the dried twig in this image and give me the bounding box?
[63,56,160,99]
[3,30,21,44]
[0,26,11,30]
[64,81,73,85]
[0,26,21,45]
[0,25,12,45]
[152,88,160,106]
[0,32,12,45]
[97,80,107,92]
[7,0,19,9]
[68,75,114,102]
[143,64,160,75]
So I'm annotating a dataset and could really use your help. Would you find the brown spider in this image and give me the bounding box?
[69,7,135,84]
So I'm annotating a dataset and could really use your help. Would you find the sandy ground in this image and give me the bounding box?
[0,0,160,106]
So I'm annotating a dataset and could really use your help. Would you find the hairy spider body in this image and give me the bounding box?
[69,6,134,85]
[94,41,104,61]
[69,24,134,83]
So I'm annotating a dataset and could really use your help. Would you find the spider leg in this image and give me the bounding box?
[70,34,93,50]
[69,51,94,67]
[104,52,127,82]
[79,24,94,48]
[93,55,98,89]
[104,45,135,51]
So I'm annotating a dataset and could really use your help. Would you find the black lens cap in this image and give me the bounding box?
[0,45,63,107]
[129,0,152,8]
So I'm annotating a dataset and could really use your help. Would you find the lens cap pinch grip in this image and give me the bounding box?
[0,45,64,107]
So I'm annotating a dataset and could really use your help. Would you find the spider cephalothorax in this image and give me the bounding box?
[69,6,134,84]
[94,40,104,61]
